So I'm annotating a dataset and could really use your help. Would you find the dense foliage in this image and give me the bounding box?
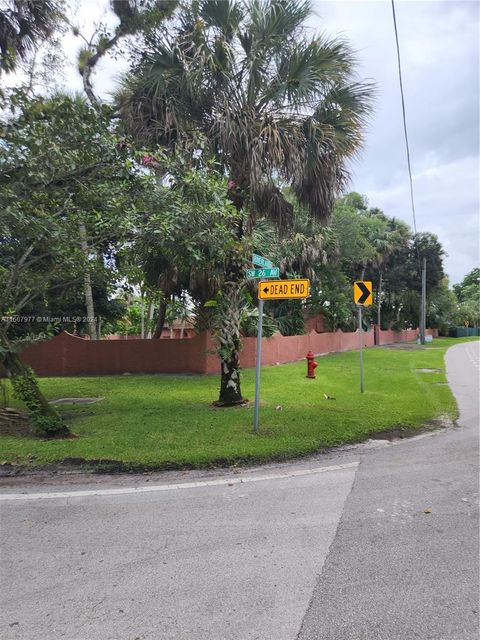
[1,0,476,429]
[0,90,154,434]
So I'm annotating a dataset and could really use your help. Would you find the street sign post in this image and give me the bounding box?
[253,297,264,434]
[246,267,279,279]
[353,281,373,394]
[252,254,273,269]
[253,278,310,434]
[358,306,365,394]
[258,279,310,300]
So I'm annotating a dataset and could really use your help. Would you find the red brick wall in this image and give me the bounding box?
[238,328,373,370]
[304,315,328,333]
[0,325,438,377]
[375,328,438,345]
[0,331,214,377]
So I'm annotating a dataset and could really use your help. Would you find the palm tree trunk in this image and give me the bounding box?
[78,221,96,340]
[216,280,244,405]
[152,298,168,339]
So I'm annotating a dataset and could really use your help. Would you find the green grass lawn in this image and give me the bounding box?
[0,337,477,471]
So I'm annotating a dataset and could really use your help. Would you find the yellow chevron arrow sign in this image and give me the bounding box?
[353,281,373,305]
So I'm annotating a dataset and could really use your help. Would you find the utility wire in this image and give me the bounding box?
[391,0,426,344]
[391,0,418,237]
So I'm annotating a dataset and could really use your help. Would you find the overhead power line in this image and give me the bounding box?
[391,0,418,237]
[391,0,426,344]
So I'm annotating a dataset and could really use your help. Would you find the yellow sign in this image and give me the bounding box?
[354,281,373,305]
[258,279,310,300]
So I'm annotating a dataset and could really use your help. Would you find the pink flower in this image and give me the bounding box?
[227,179,236,190]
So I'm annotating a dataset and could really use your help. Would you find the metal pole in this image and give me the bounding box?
[253,299,264,433]
[420,257,426,345]
[358,305,364,393]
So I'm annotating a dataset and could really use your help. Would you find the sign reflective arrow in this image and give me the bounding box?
[353,281,373,305]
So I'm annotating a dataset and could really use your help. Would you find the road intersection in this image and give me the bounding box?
[1,341,478,640]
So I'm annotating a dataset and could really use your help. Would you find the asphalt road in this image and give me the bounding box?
[297,340,480,640]
[0,341,478,640]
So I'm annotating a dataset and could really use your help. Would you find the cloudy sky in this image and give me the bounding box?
[312,0,479,285]
[62,0,479,284]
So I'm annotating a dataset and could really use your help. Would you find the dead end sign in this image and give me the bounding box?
[258,279,310,300]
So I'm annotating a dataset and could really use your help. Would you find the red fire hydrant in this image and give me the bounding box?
[306,351,318,379]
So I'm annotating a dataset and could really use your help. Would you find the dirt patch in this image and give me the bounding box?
[55,458,196,474]
[49,397,104,405]
[415,368,443,373]
[212,399,250,408]
[0,408,33,437]
[0,408,77,440]
[369,415,454,441]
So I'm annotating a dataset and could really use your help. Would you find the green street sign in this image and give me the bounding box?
[252,254,273,268]
[246,267,280,279]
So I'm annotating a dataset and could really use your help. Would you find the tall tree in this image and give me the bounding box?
[454,268,480,327]
[128,152,240,339]
[0,0,64,73]
[73,0,177,108]
[0,90,151,435]
[118,0,373,404]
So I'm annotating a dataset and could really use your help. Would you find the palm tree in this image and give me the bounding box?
[0,0,64,73]
[118,0,374,404]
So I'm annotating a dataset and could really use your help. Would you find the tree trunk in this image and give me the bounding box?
[140,293,145,339]
[216,179,248,406]
[79,221,96,340]
[216,280,245,406]
[0,338,69,438]
[146,302,155,339]
[377,271,383,329]
[152,298,168,339]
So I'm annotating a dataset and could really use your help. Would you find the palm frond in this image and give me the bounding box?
[199,0,244,40]
[117,0,375,226]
